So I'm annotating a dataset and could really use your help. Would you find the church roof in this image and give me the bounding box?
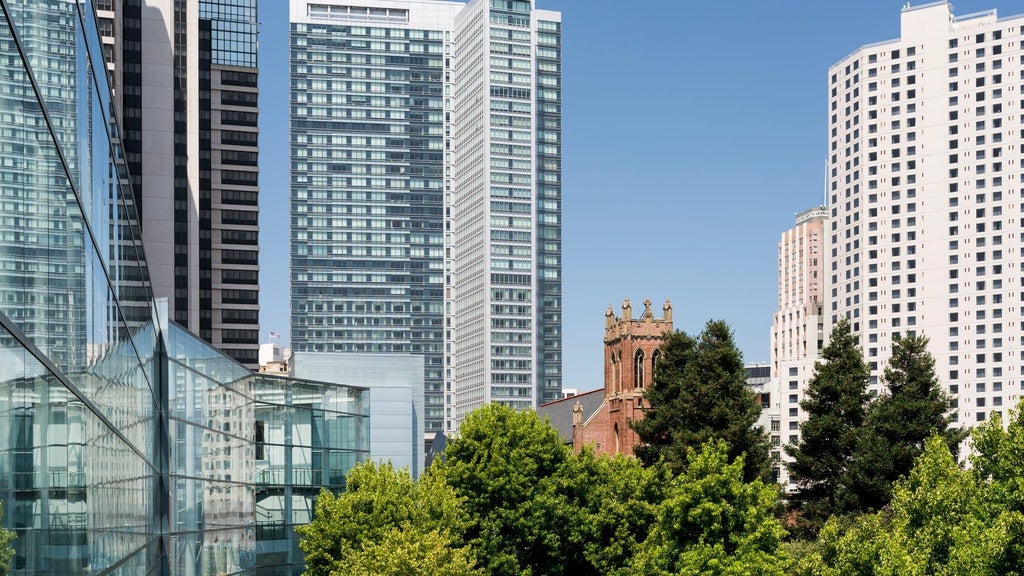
[537,388,605,444]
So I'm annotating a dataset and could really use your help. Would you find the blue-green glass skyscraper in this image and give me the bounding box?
[289,2,448,432]
[289,0,562,433]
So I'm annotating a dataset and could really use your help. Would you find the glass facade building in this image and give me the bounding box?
[0,2,370,574]
[251,374,367,576]
[289,8,448,431]
[289,0,562,433]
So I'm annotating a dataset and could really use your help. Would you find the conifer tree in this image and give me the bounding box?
[785,319,870,532]
[632,320,769,483]
[850,333,964,510]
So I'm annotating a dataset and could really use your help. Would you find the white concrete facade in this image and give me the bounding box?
[828,1,1024,427]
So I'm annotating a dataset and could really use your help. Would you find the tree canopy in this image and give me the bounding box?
[629,440,786,576]
[437,403,583,576]
[809,405,1024,575]
[632,320,770,482]
[850,333,964,511]
[299,404,790,576]
[295,395,1024,576]
[785,319,871,531]
[297,461,475,576]
[573,449,669,576]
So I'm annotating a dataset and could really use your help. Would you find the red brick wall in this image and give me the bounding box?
[575,299,672,457]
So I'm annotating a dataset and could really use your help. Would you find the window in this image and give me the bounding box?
[255,421,265,460]
[634,349,645,389]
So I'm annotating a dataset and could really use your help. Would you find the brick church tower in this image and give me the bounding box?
[573,298,672,455]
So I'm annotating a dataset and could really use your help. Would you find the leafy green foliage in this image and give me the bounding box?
[573,449,669,576]
[331,527,482,576]
[297,461,474,576]
[850,334,964,511]
[628,440,787,576]
[779,539,825,576]
[438,403,585,576]
[633,320,770,482]
[811,404,1024,575]
[0,502,13,576]
[785,319,870,533]
[970,408,1024,513]
[299,404,793,576]
[814,513,891,576]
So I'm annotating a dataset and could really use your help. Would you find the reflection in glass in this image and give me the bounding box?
[0,2,369,575]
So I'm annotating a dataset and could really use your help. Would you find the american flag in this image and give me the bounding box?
[269,331,281,339]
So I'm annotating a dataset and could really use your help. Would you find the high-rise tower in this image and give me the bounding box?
[828,2,1024,425]
[288,0,562,433]
[100,0,261,367]
[770,206,827,487]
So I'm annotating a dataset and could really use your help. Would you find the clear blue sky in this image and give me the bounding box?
[258,0,1018,392]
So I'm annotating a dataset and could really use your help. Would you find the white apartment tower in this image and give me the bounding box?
[450,0,563,426]
[289,0,563,433]
[771,206,827,489]
[829,1,1024,425]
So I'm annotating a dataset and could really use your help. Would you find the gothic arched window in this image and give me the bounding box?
[634,349,645,389]
[613,351,621,393]
[651,348,662,382]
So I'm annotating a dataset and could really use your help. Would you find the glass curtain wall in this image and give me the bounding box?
[165,325,370,576]
[166,323,255,576]
[0,0,164,573]
[251,375,367,576]
[0,2,370,575]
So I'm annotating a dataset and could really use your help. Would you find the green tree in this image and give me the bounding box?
[331,527,482,576]
[297,461,474,576]
[628,440,787,576]
[437,403,587,576]
[785,319,870,533]
[970,404,1024,511]
[815,436,1022,576]
[573,450,669,576]
[632,320,770,482]
[631,329,696,468]
[0,502,13,576]
[850,334,964,511]
[968,408,1024,569]
[812,405,1024,575]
